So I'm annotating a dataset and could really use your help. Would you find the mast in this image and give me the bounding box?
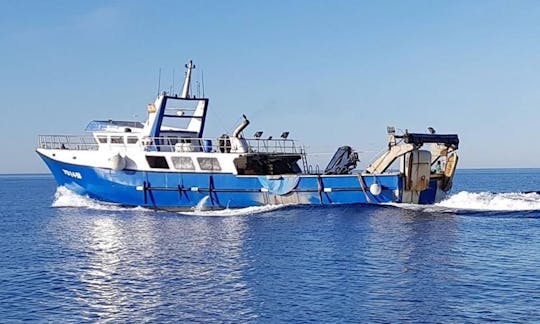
[180,60,195,98]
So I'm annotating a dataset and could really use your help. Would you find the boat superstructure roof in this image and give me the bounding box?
[85,120,144,132]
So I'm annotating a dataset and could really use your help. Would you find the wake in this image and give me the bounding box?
[392,191,540,213]
[52,186,287,216]
[53,186,540,215]
[180,204,288,217]
[51,186,140,211]
[436,191,540,211]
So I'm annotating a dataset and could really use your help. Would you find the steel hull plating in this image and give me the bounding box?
[38,152,444,210]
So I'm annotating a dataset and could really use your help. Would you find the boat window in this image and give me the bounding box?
[127,136,139,144]
[197,157,221,171]
[96,136,107,144]
[110,136,124,144]
[146,156,170,169]
[171,156,195,170]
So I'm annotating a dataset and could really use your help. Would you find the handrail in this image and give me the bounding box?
[38,134,300,154]
[38,135,98,151]
[244,138,298,154]
[144,137,299,154]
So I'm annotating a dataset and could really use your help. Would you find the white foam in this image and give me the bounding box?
[389,191,540,212]
[51,186,144,211]
[435,191,540,211]
[194,195,211,211]
[52,186,287,215]
[180,204,288,217]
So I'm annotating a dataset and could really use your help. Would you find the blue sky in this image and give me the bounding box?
[2,0,540,173]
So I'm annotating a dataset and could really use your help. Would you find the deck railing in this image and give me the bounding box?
[245,138,299,154]
[38,135,300,155]
[38,135,99,151]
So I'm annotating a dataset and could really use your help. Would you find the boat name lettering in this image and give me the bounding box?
[62,169,82,179]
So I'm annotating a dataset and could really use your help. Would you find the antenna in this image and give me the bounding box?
[157,68,162,96]
[172,69,175,96]
[201,70,205,98]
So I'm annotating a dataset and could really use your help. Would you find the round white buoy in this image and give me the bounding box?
[369,183,382,196]
[109,153,126,171]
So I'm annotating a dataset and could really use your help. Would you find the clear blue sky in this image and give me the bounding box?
[2,0,540,173]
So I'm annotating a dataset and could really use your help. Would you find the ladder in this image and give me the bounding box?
[300,146,309,173]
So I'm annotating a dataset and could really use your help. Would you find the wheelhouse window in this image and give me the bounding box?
[127,136,139,144]
[197,157,221,171]
[171,156,195,170]
[96,136,107,144]
[146,156,170,169]
[110,136,124,144]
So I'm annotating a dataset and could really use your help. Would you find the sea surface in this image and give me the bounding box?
[1,169,540,322]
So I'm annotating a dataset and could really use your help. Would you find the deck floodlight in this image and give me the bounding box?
[428,127,436,134]
[254,131,263,139]
[280,131,289,139]
[267,136,273,140]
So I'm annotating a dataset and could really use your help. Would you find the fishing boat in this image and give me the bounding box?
[36,61,459,210]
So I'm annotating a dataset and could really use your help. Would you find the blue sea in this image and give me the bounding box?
[1,169,540,322]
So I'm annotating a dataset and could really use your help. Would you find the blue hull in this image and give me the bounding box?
[38,153,440,210]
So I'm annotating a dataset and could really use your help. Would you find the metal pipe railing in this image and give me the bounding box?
[38,135,299,154]
[38,135,99,150]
